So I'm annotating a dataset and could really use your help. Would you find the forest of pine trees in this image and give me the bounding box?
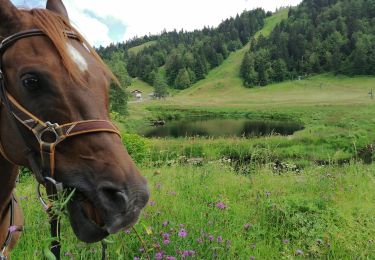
[241,0,375,87]
[97,9,266,90]
[98,0,375,95]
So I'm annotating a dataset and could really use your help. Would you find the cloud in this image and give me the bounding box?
[83,10,127,43]
[11,0,45,8]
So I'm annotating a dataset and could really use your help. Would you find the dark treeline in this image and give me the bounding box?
[97,9,266,91]
[241,0,375,87]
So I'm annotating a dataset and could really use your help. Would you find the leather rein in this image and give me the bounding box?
[0,197,16,260]
[0,29,120,259]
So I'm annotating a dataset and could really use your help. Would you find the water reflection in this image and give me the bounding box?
[140,118,304,138]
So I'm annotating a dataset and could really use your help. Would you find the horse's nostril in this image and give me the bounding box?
[99,186,128,211]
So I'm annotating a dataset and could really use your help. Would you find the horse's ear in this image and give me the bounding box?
[46,0,69,19]
[0,0,19,34]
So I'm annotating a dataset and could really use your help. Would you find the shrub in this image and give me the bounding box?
[122,133,148,164]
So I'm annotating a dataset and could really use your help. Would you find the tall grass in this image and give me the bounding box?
[12,161,375,259]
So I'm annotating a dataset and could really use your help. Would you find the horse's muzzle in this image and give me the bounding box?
[97,182,150,234]
[67,179,149,243]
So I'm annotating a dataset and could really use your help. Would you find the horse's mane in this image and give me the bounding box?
[25,8,118,86]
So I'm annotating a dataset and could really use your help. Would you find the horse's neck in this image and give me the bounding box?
[0,157,18,214]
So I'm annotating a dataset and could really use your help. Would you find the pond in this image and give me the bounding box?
[140,118,304,138]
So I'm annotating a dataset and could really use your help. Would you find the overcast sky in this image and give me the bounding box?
[11,0,302,47]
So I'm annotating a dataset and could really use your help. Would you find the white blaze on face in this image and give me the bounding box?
[66,43,88,72]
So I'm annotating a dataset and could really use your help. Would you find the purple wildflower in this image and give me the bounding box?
[208,235,215,242]
[155,183,162,190]
[283,239,290,244]
[243,223,252,231]
[250,256,255,260]
[182,250,195,257]
[163,233,170,239]
[155,252,164,260]
[8,226,20,233]
[217,236,223,243]
[163,239,170,245]
[139,247,145,253]
[124,229,131,234]
[216,201,227,209]
[166,257,176,260]
[178,228,188,238]
[197,237,204,243]
[149,201,156,206]
[133,257,140,260]
[163,220,169,226]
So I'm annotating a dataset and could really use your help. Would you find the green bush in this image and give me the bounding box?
[121,133,148,164]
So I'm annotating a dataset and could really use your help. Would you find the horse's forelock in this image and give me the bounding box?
[24,8,118,87]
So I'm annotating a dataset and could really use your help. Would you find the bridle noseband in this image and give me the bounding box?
[0,29,120,259]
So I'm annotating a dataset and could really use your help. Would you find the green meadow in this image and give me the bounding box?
[12,163,375,259]
[12,10,375,259]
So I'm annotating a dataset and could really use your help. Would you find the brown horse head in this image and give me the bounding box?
[0,0,149,243]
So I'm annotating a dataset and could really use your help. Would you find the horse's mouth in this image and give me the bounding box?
[67,191,108,243]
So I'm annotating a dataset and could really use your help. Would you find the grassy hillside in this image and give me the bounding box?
[145,9,375,109]
[128,78,154,94]
[173,9,289,105]
[255,8,288,37]
[127,9,289,105]
[170,74,375,108]
[127,40,157,55]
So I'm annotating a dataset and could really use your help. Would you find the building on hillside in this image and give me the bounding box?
[131,90,142,101]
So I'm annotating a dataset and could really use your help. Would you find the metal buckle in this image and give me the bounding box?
[38,121,61,144]
[0,244,7,260]
[37,177,64,210]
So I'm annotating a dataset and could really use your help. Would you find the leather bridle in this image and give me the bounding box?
[0,29,120,259]
[0,29,120,184]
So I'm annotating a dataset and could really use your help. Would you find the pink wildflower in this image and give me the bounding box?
[178,228,188,238]
[216,202,227,209]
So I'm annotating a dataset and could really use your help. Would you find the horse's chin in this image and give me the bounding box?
[67,192,108,243]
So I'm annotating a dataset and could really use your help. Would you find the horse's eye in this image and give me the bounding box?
[21,74,40,90]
